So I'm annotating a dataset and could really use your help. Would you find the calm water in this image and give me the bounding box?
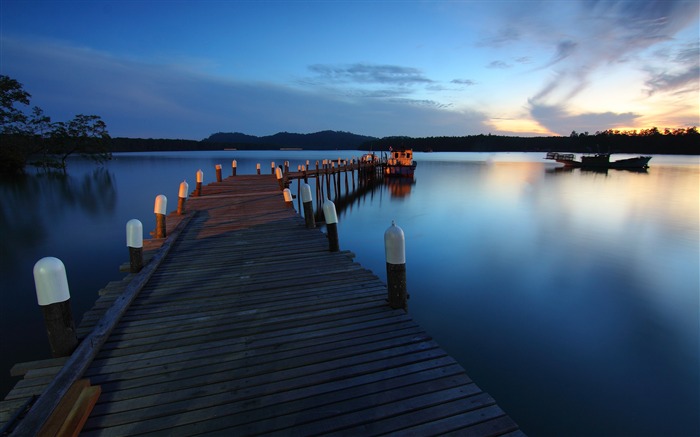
[1,151,698,436]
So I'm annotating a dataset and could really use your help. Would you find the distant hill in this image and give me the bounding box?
[108,128,698,154]
[203,130,378,150]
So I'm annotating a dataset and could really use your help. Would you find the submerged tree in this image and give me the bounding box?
[41,114,111,170]
[0,74,111,174]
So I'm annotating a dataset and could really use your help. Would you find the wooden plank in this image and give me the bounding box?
[55,385,101,437]
[37,379,89,436]
[9,357,68,378]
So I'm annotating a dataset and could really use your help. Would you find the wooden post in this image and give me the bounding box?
[271,161,276,175]
[33,257,78,357]
[302,183,315,228]
[385,221,408,311]
[195,169,203,196]
[323,200,339,252]
[352,159,356,190]
[215,164,222,182]
[126,219,143,273]
[232,160,237,176]
[177,180,189,215]
[154,194,167,238]
[315,175,321,214]
[345,165,349,194]
[276,167,284,190]
[256,163,261,175]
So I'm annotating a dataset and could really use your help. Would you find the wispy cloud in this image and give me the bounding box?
[487,61,511,69]
[1,37,489,138]
[645,42,700,95]
[308,63,433,86]
[451,79,476,86]
[529,101,640,134]
[508,0,700,132]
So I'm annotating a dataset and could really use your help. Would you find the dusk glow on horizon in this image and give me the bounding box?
[1,0,698,140]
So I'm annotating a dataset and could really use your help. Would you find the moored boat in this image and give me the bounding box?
[384,148,417,177]
[545,152,651,170]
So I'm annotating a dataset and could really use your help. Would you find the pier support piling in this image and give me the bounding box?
[302,183,315,228]
[126,219,143,273]
[154,194,167,238]
[276,167,284,190]
[385,221,408,311]
[177,180,189,215]
[195,169,203,196]
[323,200,339,252]
[33,257,78,357]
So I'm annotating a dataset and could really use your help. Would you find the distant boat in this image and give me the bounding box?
[545,152,651,170]
[384,148,417,177]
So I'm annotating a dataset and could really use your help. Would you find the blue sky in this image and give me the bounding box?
[1,0,698,140]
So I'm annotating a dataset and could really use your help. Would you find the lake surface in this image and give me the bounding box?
[1,151,698,436]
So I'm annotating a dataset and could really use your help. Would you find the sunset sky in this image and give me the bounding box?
[1,0,698,140]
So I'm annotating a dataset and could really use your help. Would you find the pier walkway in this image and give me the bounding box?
[2,174,522,436]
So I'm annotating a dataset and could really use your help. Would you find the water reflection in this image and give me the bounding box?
[386,177,415,198]
[0,168,117,270]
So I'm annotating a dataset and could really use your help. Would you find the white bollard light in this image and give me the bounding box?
[384,220,406,265]
[33,257,77,356]
[126,219,144,272]
[283,188,293,205]
[178,180,189,199]
[126,219,143,249]
[34,257,70,306]
[154,194,167,215]
[322,200,338,225]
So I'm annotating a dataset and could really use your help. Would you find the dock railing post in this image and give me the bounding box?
[177,180,189,215]
[276,167,284,190]
[154,194,167,238]
[323,200,339,252]
[271,161,276,175]
[256,163,261,175]
[385,220,408,311]
[215,164,222,182]
[126,219,143,273]
[33,257,78,357]
[302,183,315,228]
[195,169,203,196]
[283,188,293,206]
[232,160,237,176]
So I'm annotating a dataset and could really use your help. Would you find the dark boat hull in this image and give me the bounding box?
[384,163,417,177]
[546,152,651,170]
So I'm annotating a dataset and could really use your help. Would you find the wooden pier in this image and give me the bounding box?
[1,168,522,436]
